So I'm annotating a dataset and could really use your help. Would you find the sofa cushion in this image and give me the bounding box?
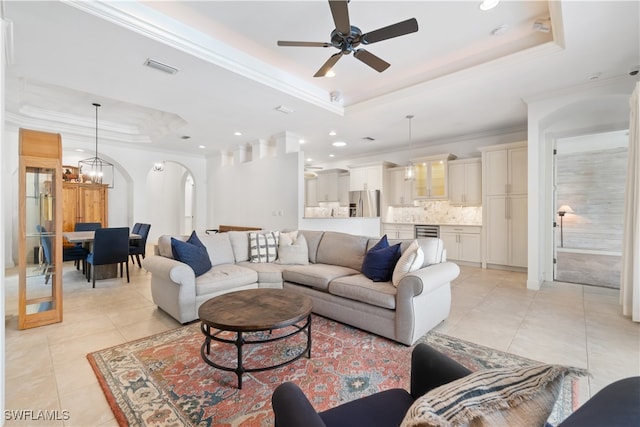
[228,231,250,262]
[250,231,280,263]
[157,234,187,258]
[196,264,258,296]
[238,261,287,284]
[283,264,360,291]
[276,233,309,265]
[170,237,212,277]
[316,231,369,271]
[299,230,324,263]
[328,274,397,309]
[401,364,572,427]
[361,236,402,282]
[199,232,236,267]
[392,240,425,287]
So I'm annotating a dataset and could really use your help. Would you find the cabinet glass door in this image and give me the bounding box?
[19,127,64,330]
[430,160,446,198]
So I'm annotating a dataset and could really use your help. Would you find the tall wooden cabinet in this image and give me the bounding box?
[62,182,108,236]
[480,142,528,269]
[18,129,64,329]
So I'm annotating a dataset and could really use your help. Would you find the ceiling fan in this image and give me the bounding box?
[277,0,418,77]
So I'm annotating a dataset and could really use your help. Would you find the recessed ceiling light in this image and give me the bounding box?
[479,0,500,11]
[299,139,306,144]
[329,131,337,136]
[329,154,335,158]
[198,145,206,149]
[325,70,336,78]
[75,148,85,152]
[234,131,242,136]
[306,158,313,162]
[332,141,347,147]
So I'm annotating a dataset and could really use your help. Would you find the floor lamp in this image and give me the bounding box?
[557,205,574,248]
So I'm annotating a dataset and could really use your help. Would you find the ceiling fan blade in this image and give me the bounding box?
[277,41,332,47]
[329,0,351,35]
[361,18,418,45]
[314,52,343,77]
[354,49,390,73]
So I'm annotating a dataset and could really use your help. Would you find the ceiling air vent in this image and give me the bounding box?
[144,58,179,75]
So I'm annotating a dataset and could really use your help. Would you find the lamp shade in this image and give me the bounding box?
[558,205,574,214]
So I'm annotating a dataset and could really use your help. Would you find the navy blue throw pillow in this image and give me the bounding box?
[187,230,206,249]
[362,236,402,282]
[171,237,212,277]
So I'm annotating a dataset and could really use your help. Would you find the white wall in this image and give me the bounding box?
[1,16,6,425]
[208,150,302,232]
[526,76,637,289]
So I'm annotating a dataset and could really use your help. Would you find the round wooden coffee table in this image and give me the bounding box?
[198,288,313,389]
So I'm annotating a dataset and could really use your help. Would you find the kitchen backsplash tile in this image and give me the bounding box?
[387,200,482,225]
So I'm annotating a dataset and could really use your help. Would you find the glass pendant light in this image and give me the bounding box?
[78,103,114,188]
[404,115,415,181]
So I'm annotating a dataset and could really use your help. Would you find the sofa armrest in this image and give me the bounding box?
[272,382,327,427]
[142,255,196,286]
[410,343,472,399]
[397,262,461,299]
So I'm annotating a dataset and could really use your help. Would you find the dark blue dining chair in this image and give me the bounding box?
[37,225,89,283]
[129,223,151,268]
[70,222,101,271]
[86,227,130,288]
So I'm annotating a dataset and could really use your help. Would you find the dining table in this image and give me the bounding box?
[63,230,141,280]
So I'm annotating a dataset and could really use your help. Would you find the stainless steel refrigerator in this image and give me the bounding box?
[348,190,380,217]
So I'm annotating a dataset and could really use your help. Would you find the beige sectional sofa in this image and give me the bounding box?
[142,230,460,345]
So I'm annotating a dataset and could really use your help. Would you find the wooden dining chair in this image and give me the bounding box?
[86,227,130,288]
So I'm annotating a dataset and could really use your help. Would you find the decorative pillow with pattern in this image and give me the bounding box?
[401,364,577,427]
[249,231,280,263]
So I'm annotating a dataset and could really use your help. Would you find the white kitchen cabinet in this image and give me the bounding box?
[316,171,339,202]
[305,178,318,206]
[386,167,414,206]
[448,158,482,206]
[338,173,350,205]
[349,165,382,191]
[382,223,415,239]
[440,225,481,264]
[480,142,527,269]
[412,154,455,200]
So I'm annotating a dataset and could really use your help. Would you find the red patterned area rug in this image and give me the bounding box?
[88,315,579,427]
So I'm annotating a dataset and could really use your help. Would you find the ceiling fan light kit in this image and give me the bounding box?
[277,0,418,77]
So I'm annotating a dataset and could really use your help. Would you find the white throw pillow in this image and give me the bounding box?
[392,240,424,287]
[276,233,309,265]
[279,230,299,247]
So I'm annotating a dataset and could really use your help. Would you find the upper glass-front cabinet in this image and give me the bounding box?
[19,129,64,329]
[412,154,455,200]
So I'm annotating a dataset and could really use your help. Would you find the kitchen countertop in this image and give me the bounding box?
[383,222,482,226]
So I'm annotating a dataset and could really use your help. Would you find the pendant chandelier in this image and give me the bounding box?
[404,114,415,181]
[78,103,114,188]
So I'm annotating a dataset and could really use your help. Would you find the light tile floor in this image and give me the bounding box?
[3,263,639,426]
